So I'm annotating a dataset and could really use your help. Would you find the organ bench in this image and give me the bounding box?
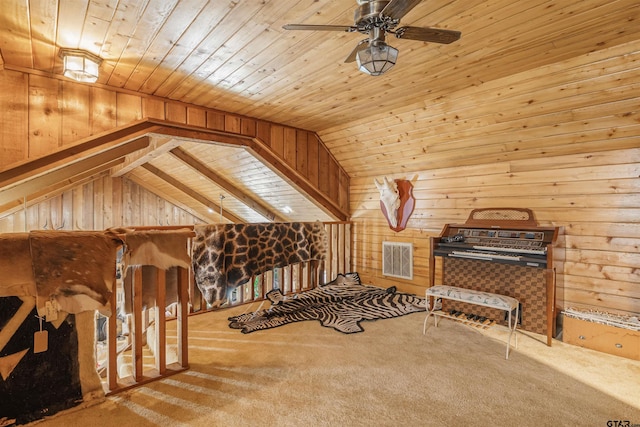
[424,285,519,359]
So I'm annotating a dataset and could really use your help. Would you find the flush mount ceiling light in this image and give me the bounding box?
[59,48,102,83]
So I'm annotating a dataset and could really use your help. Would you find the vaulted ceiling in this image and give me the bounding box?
[1,0,638,223]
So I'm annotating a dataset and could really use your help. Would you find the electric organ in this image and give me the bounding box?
[429,208,564,345]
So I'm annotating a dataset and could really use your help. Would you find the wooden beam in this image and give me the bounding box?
[247,143,347,220]
[0,120,159,189]
[0,118,348,222]
[150,123,252,147]
[0,137,149,206]
[0,164,120,218]
[111,136,186,177]
[169,147,285,222]
[140,163,243,223]
[147,123,348,220]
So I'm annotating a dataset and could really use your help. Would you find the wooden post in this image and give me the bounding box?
[132,266,143,382]
[326,224,334,280]
[177,266,189,368]
[107,280,118,392]
[338,223,345,274]
[155,268,167,375]
[296,263,303,292]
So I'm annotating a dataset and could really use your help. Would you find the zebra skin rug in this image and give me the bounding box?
[227,273,426,334]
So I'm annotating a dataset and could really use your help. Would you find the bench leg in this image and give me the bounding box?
[505,306,519,360]
[423,296,439,334]
[423,307,439,334]
[506,310,512,359]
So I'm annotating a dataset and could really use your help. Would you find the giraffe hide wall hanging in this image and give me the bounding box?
[191,222,327,307]
[374,177,415,232]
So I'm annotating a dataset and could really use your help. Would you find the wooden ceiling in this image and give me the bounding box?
[1,0,638,222]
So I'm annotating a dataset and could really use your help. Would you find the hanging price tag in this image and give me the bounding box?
[34,315,48,353]
[45,298,59,321]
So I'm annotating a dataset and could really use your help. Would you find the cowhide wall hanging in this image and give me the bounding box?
[0,231,117,425]
[374,177,416,232]
[0,297,101,425]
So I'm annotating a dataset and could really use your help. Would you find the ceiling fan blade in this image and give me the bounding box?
[282,24,357,32]
[380,0,424,20]
[394,26,461,44]
[344,40,370,63]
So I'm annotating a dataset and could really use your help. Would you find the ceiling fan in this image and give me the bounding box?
[283,0,461,76]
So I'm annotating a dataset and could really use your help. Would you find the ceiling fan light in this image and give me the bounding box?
[59,48,102,83]
[356,43,398,76]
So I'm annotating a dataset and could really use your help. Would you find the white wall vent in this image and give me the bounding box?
[382,242,413,280]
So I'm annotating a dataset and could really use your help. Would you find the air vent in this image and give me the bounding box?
[382,242,413,280]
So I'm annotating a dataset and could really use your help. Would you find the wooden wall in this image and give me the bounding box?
[0,70,349,218]
[0,175,204,233]
[345,42,640,318]
[0,41,637,320]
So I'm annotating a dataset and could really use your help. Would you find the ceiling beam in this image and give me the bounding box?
[0,120,159,189]
[140,163,243,223]
[247,143,347,220]
[0,165,119,219]
[169,147,285,222]
[0,118,348,222]
[111,135,186,177]
[150,124,348,220]
[0,137,150,207]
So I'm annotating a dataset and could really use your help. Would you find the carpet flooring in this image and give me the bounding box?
[31,302,640,426]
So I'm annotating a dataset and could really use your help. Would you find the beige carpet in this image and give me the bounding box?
[34,303,640,427]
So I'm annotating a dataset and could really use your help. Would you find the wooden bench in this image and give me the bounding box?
[423,285,519,359]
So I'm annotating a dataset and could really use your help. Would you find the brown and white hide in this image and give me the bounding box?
[29,230,123,316]
[192,222,327,307]
[115,228,192,271]
[114,229,192,314]
[0,233,36,297]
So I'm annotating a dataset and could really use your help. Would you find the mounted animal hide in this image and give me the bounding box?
[228,272,426,334]
[113,228,192,271]
[0,297,102,425]
[29,230,123,316]
[0,232,121,423]
[112,228,192,314]
[374,177,415,232]
[192,222,327,307]
[0,233,36,298]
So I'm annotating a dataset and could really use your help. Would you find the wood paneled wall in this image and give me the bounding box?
[0,70,349,217]
[347,43,640,318]
[0,176,204,233]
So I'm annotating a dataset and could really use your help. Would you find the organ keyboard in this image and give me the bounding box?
[435,228,550,267]
[429,208,564,346]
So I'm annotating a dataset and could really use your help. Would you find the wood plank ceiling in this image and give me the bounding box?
[1,0,638,222]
